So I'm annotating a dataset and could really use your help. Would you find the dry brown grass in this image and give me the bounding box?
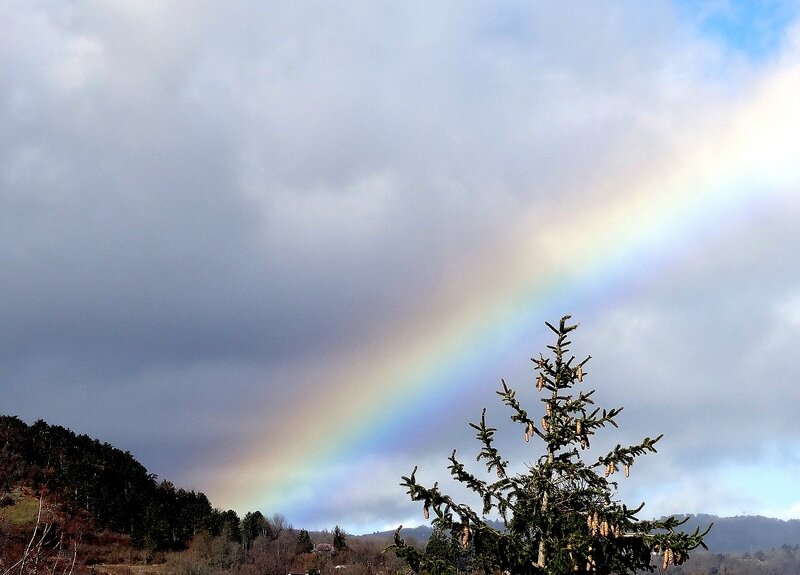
[90,564,173,575]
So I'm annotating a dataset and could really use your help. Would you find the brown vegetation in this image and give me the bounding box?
[661,546,800,575]
[1,489,86,575]
[162,527,403,575]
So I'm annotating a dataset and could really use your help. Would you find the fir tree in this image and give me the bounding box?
[297,529,314,554]
[393,316,710,575]
[333,525,348,552]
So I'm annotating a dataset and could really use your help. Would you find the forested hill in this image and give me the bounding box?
[0,414,240,550]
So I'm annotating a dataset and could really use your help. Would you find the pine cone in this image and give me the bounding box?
[524,421,534,442]
[662,548,673,570]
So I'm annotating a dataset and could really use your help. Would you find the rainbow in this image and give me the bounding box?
[206,58,800,529]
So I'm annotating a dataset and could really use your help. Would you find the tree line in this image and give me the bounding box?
[0,414,238,551]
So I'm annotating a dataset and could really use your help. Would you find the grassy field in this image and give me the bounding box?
[0,488,42,526]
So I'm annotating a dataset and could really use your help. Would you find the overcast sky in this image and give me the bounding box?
[3,0,800,535]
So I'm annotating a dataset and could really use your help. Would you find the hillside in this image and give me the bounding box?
[0,414,239,552]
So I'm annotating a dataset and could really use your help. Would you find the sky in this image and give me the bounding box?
[2,0,800,535]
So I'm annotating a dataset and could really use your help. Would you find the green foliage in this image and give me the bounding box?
[297,529,314,554]
[241,511,269,549]
[416,524,475,575]
[333,525,348,552]
[208,509,243,544]
[393,316,710,575]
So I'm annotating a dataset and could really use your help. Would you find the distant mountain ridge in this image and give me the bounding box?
[384,515,800,554]
[678,514,800,553]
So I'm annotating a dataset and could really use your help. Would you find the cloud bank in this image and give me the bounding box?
[2,1,800,533]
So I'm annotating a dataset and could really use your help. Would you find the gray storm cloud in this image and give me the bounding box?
[2,1,799,532]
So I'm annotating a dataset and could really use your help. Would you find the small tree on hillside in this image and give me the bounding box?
[333,525,348,552]
[242,511,269,550]
[393,316,710,575]
[297,529,314,554]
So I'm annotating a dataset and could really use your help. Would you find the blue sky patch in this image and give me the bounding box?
[676,0,798,60]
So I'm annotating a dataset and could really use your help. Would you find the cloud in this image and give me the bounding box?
[2,0,800,533]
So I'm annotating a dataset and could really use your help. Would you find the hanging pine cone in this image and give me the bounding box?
[461,525,471,549]
[662,548,673,570]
